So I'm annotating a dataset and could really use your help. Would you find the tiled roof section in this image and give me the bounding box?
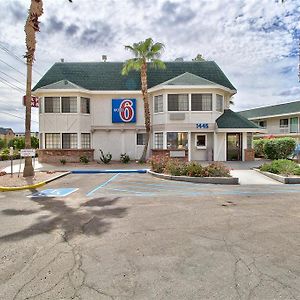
[157,72,218,86]
[0,127,13,134]
[33,61,236,91]
[217,109,259,129]
[239,100,300,119]
[40,80,84,90]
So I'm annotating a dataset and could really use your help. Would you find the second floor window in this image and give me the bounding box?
[81,97,90,114]
[191,94,212,111]
[45,97,60,113]
[258,120,267,128]
[62,97,77,113]
[154,95,163,113]
[280,119,288,128]
[216,95,223,112]
[168,94,189,111]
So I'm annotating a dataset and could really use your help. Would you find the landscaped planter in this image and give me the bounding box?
[254,168,300,184]
[148,170,239,185]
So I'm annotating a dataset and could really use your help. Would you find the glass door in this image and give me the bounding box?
[227,133,242,161]
[290,117,298,133]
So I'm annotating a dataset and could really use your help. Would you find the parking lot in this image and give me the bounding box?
[0,173,300,299]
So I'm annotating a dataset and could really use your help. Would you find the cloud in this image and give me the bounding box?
[66,24,79,36]
[8,1,27,22]
[278,86,300,96]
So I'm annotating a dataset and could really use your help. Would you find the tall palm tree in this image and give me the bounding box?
[23,0,72,177]
[122,38,166,163]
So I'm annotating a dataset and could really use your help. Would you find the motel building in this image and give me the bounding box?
[239,100,300,143]
[33,61,262,163]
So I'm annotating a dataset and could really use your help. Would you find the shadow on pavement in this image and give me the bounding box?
[0,190,127,242]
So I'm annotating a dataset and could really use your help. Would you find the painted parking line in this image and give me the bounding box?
[30,188,79,198]
[86,173,120,197]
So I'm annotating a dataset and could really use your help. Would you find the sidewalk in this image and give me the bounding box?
[230,169,281,185]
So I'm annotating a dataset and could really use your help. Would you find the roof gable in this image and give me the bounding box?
[157,72,219,86]
[40,80,85,90]
[239,100,300,119]
[217,109,259,129]
[33,61,236,92]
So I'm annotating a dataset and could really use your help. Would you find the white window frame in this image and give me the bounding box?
[136,132,146,146]
[167,94,189,112]
[216,94,224,112]
[153,132,164,149]
[195,134,207,150]
[191,93,212,112]
[280,118,289,128]
[153,95,164,113]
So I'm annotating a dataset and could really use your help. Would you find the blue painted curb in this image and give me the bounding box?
[71,169,148,174]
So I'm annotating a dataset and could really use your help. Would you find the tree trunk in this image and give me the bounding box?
[23,0,43,177]
[139,62,150,163]
[23,61,34,177]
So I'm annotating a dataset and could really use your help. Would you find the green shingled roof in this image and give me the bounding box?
[217,109,259,129]
[239,100,300,119]
[33,61,236,91]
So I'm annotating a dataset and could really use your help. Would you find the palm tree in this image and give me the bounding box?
[122,38,166,163]
[23,0,72,177]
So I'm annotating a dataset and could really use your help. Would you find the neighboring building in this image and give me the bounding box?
[33,61,261,163]
[15,132,39,138]
[239,100,300,142]
[0,127,15,142]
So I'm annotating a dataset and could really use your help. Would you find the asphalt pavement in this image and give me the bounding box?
[0,173,299,299]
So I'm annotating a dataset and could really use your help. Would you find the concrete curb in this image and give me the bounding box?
[148,170,239,185]
[71,169,148,174]
[0,171,70,192]
[253,168,300,184]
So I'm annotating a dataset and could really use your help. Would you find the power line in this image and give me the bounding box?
[0,111,38,123]
[0,42,43,77]
[0,76,25,93]
[0,58,26,77]
[0,70,24,86]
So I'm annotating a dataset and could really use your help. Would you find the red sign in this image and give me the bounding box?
[23,95,39,108]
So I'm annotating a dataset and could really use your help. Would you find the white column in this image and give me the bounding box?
[213,132,217,161]
[188,131,191,161]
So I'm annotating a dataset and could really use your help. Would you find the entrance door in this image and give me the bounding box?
[227,133,242,161]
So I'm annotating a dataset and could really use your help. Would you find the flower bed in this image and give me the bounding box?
[260,159,300,176]
[148,157,238,184]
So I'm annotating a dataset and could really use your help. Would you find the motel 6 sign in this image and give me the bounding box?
[112,98,136,123]
[23,95,39,108]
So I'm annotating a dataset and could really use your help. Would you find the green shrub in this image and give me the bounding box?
[260,159,299,176]
[99,149,112,164]
[204,163,231,177]
[60,158,66,165]
[0,138,6,149]
[120,153,130,164]
[185,162,205,177]
[253,139,266,157]
[149,155,169,173]
[264,138,296,160]
[165,159,187,176]
[79,155,89,164]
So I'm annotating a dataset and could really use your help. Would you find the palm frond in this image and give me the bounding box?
[121,58,143,75]
[150,59,166,70]
[124,45,139,57]
[150,42,165,54]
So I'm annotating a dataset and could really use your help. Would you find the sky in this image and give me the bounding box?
[0,0,299,132]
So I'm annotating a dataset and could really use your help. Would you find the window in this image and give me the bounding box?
[247,133,253,149]
[40,133,43,148]
[167,132,188,149]
[168,94,189,111]
[44,97,60,113]
[81,97,90,114]
[45,133,60,149]
[191,94,212,111]
[62,133,77,149]
[216,94,223,112]
[137,133,146,145]
[81,133,91,148]
[62,97,77,113]
[154,133,163,149]
[195,134,206,149]
[154,95,163,113]
[280,119,288,128]
[290,117,299,133]
[258,120,267,128]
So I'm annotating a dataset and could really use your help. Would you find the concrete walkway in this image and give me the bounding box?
[231,169,281,185]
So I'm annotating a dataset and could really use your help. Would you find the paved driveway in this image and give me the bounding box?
[0,173,299,299]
